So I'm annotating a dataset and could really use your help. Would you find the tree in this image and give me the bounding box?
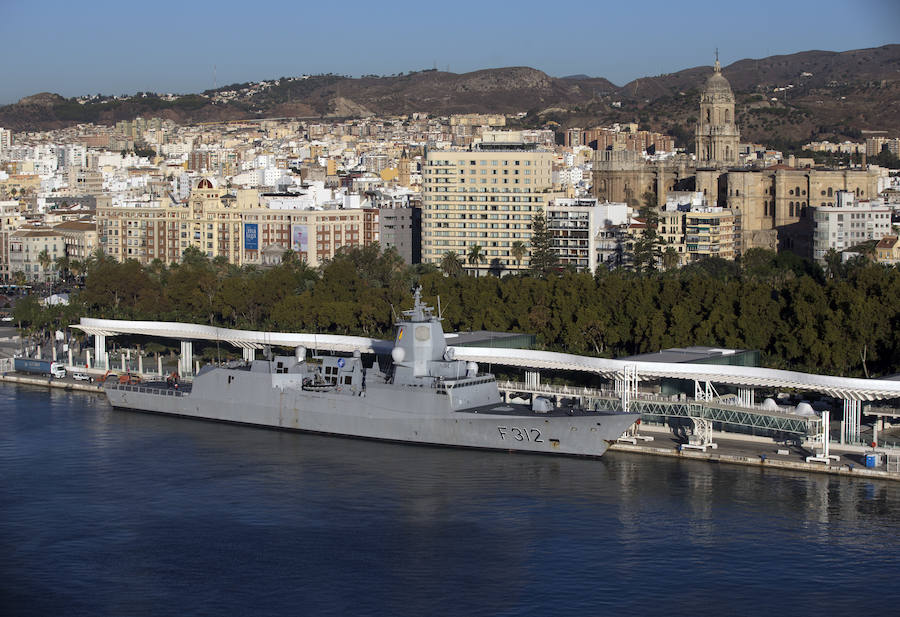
[55,255,71,282]
[529,207,558,277]
[662,246,680,271]
[37,249,53,281]
[466,244,485,277]
[511,240,527,271]
[631,204,663,273]
[823,248,842,280]
[440,251,463,277]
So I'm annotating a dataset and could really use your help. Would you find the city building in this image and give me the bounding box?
[875,235,900,265]
[0,128,11,158]
[421,132,559,275]
[54,220,99,263]
[378,205,421,265]
[8,229,66,283]
[547,198,628,273]
[811,192,893,263]
[97,180,379,268]
[659,192,735,266]
[728,167,884,256]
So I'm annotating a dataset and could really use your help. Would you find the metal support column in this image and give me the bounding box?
[694,380,719,402]
[843,399,861,444]
[807,410,839,463]
[737,387,754,408]
[617,364,638,413]
[180,340,193,377]
[93,334,107,369]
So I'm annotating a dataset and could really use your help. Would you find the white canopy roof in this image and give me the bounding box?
[74,318,900,401]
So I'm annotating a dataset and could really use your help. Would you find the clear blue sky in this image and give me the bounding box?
[1,0,897,105]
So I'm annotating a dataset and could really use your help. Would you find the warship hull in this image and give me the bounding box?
[104,372,638,457]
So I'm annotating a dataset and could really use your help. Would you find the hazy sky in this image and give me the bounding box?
[1,0,897,105]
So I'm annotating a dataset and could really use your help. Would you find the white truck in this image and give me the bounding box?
[14,358,67,378]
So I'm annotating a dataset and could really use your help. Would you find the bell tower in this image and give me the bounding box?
[695,52,740,167]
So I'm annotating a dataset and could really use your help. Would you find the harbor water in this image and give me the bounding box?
[2,382,899,616]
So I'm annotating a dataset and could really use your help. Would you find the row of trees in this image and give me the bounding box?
[438,208,559,278]
[12,243,900,379]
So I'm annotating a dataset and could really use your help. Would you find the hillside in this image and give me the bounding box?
[1,44,898,149]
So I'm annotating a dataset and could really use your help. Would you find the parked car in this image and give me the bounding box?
[73,371,93,382]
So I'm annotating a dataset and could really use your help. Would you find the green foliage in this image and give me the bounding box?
[440,251,463,277]
[528,208,558,277]
[631,203,663,273]
[18,244,900,378]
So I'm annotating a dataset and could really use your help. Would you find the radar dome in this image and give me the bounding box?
[795,402,816,417]
[762,398,778,410]
[391,347,405,363]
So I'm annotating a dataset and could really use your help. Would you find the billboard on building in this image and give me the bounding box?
[243,223,258,250]
[291,225,308,252]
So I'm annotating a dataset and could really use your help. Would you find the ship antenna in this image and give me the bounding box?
[437,296,442,320]
[390,304,398,322]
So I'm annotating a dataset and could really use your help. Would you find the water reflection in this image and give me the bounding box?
[3,382,900,616]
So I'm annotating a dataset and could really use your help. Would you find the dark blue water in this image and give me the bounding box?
[2,383,899,617]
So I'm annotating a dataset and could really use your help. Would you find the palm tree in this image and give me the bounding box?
[55,255,71,282]
[37,249,52,278]
[466,244,485,277]
[68,259,85,286]
[440,251,463,277]
[823,248,842,280]
[662,246,680,271]
[510,240,527,271]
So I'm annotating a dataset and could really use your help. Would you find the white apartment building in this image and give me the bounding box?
[547,198,629,273]
[0,128,11,158]
[811,191,894,262]
[422,133,558,274]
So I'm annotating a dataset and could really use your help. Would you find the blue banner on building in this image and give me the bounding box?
[244,223,258,250]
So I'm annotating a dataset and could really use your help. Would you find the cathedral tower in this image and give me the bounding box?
[695,55,740,167]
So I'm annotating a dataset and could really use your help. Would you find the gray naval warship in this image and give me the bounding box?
[104,290,639,456]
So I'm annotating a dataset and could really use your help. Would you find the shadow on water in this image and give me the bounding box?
[2,383,900,616]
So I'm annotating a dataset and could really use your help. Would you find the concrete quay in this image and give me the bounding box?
[0,372,105,393]
[610,424,900,482]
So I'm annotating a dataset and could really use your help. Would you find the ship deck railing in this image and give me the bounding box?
[105,382,190,396]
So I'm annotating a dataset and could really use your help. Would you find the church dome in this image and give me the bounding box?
[197,178,214,189]
[702,62,734,102]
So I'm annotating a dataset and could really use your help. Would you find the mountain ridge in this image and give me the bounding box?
[1,44,898,148]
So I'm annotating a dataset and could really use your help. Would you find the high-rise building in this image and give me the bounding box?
[0,128,11,158]
[421,132,559,274]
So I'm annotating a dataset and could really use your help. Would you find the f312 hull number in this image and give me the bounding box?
[498,426,543,443]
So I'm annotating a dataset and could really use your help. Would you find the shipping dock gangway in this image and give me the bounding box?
[71,317,900,444]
